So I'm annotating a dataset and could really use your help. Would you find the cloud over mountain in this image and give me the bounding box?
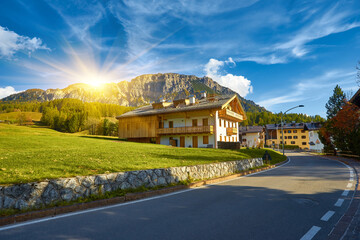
[204,58,253,97]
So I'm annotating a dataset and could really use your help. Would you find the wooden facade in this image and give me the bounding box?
[117,94,247,148]
[118,115,158,139]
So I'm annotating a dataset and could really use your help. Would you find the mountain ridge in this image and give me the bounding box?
[2,73,267,113]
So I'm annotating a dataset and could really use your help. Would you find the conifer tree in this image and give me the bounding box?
[325,85,346,119]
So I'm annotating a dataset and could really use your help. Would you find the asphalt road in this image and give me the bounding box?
[0,153,354,240]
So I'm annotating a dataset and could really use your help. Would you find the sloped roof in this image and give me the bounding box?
[239,126,264,133]
[304,122,322,131]
[265,123,305,130]
[116,94,244,119]
[350,88,360,107]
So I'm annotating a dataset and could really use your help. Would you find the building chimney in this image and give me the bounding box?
[189,95,196,104]
[200,91,207,99]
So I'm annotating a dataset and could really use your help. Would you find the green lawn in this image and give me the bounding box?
[0,124,286,185]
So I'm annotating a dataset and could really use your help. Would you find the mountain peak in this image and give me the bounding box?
[1,73,266,112]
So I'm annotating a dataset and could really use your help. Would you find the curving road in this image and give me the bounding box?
[0,153,355,240]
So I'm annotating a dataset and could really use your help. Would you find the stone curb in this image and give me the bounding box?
[0,158,289,228]
[322,156,360,240]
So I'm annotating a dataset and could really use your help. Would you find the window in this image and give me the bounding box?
[192,119,198,127]
[291,141,295,144]
[288,136,292,139]
[293,130,297,133]
[202,118,208,126]
[225,121,227,127]
[285,141,287,144]
[302,142,307,145]
[220,136,222,141]
[219,119,222,127]
[280,141,283,144]
[301,135,306,139]
[310,132,313,137]
[288,130,291,133]
[203,136,209,144]
[284,136,287,139]
[301,130,305,133]
[294,136,298,139]
[272,141,275,144]
[169,121,173,128]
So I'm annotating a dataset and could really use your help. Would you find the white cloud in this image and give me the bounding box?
[0,86,20,99]
[0,26,48,58]
[236,55,287,65]
[256,70,357,109]
[275,5,360,58]
[204,58,253,97]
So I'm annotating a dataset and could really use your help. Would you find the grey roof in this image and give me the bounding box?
[350,88,360,107]
[239,126,264,133]
[304,122,322,131]
[116,95,236,119]
[265,122,323,131]
[265,123,305,130]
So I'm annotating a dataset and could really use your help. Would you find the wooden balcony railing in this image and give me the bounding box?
[219,109,243,121]
[156,125,214,135]
[226,127,237,136]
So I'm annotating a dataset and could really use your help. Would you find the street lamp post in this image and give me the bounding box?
[281,105,304,156]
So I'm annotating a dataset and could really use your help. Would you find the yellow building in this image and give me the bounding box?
[265,123,309,149]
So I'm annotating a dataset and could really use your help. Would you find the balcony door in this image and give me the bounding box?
[202,118,208,126]
[192,119,198,127]
[180,136,185,147]
[192,136,198,148]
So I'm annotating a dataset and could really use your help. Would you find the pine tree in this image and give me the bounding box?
[325,85,346,119]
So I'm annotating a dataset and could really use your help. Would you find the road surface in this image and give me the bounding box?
[0,153,354,240]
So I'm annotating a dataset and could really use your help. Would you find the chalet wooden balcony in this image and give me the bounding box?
[156,125,214,135]
[226,127,237,136]
[219,109,243,121]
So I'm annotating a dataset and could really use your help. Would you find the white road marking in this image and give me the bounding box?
[347,183,353,188]
[335,198,344,207]
[350,177,354,182]
[0,158,292,232]
[342,190,350,197]
[300,226,321,240]
[321,211,335,222]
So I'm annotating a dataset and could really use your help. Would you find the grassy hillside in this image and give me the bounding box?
[0,124,285,185]
[0,112,42,121]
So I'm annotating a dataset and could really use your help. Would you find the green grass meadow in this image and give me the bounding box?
[0,112,42,122]
[0,124,286,185]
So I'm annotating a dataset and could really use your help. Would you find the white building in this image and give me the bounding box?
[239,126,265,148]
[305,123,324,152]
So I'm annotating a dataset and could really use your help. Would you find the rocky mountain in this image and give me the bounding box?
[2,73,267,112]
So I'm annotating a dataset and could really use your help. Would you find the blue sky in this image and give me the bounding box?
[0,0,359,117]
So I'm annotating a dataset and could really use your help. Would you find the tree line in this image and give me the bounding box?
[0,99,134,135]
[320,85,360,156]
[241,111,324,126]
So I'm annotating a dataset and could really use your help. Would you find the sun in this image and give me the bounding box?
[87,78,103,87]
[82,75,108,87]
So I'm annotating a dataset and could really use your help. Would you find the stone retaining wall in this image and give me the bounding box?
[0,158,263,210]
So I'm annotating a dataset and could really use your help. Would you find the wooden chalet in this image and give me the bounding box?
[116,93,247,148]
